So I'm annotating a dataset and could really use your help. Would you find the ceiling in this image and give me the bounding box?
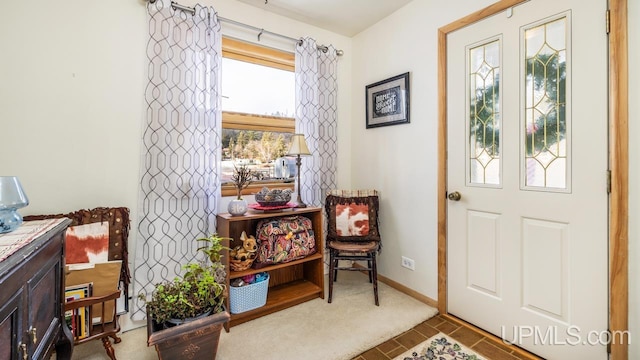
[236,0,414,37]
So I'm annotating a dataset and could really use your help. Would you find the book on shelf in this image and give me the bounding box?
[66,260,122,324]
[65,282,92,339]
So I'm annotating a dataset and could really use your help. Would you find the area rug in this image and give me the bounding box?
[393,333,486,360]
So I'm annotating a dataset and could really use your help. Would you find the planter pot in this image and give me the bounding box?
[164,308,213,329]
[147,308,230,360]
[228,199,248,216]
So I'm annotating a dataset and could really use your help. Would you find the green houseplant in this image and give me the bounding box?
[141,233,228,325]
[141,233,230,359]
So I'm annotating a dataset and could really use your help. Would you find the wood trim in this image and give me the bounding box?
[377,273,438,308]
[437,0,529,316]
[437,27,448,315]
[222,37,294,72]
[353,263,438,308]
[438,1,630,358]
[222,111,295,133]
[609,0,629,359]
[221,181,294,197]
[439,0,529,34]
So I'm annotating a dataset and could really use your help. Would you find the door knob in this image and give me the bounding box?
[447,191,462,201]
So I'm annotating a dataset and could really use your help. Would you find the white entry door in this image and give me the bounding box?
[446,1,608,359]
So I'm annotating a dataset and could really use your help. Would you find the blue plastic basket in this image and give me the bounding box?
[229,274,270,314]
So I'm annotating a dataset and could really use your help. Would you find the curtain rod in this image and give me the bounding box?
[147,0,344,56]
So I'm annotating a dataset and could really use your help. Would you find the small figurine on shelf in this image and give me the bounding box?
[229,231,258,271]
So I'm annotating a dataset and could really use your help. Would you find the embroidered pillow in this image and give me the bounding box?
[335,203,370,236]
[65,222,109,264]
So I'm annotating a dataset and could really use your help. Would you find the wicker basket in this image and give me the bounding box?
[229,257,255,272]
[229,274,270,314]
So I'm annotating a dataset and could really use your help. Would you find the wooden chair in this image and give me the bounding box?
[324,190,381,306]
[25,207,130,360]
[64,290,122,359]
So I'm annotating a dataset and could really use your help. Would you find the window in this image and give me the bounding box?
[221,37,296,197]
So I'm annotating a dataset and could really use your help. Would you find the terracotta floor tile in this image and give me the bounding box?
[394,329,429,349]
[472,339,520,360]
[376,338,402,354]
[449,326,485,347]
[386,346,409,358]
[425,315,446,327]
[359,347,390,360]
[482,335,530,356]
[434,320,460,334]
[413,322,440,338]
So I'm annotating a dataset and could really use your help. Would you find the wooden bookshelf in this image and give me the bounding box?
[216,207,324,330]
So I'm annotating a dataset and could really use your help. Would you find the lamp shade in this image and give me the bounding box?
[0,177,29,210]
[0,177,29,234]
[286,134,311,156]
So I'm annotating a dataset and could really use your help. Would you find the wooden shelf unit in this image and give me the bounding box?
[216,207,324,329]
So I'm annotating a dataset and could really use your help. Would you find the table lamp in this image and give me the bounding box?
[0,177,29,234]
[286,134,311,208]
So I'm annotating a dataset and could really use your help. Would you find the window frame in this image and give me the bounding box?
[221,37,296,197]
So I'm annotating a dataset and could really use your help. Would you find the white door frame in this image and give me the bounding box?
[436,0,629,359]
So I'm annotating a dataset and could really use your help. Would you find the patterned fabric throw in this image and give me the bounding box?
[395,333,486,360]
[65,222,109,264]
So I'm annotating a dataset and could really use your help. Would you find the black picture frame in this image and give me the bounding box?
[365,72,410,129]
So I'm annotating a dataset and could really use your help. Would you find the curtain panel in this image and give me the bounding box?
[132,0,222,320]
[295,38,339,207]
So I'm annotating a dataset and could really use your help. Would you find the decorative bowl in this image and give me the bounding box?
[255,187,292,207]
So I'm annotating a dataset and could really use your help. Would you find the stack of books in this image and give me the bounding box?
[65,283,93,339]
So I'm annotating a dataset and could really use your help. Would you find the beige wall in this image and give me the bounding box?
[349,0,495,302]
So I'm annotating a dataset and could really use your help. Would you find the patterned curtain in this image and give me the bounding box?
[295,38,339,207]
[132,1,222,320]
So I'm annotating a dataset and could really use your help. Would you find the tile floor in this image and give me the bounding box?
[352,314,540,360]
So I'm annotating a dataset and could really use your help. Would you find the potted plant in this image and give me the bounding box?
[227,163,255,216]
[141,233,230,359]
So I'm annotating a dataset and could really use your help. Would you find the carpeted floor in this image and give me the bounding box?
[67,271,437,360]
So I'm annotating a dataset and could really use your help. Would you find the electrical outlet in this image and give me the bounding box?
[401,256,415,270]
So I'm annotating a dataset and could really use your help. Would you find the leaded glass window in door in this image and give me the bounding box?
[468,39,501,186]
[522,16,569,190]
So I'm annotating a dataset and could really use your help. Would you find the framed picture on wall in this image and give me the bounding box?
[365,72,410,129]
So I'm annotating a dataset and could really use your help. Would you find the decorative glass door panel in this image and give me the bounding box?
[448,2,607,358]
[522,16,570,190]
[468,38,501,186]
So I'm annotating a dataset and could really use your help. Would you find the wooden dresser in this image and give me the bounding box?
[0,218,73,360]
